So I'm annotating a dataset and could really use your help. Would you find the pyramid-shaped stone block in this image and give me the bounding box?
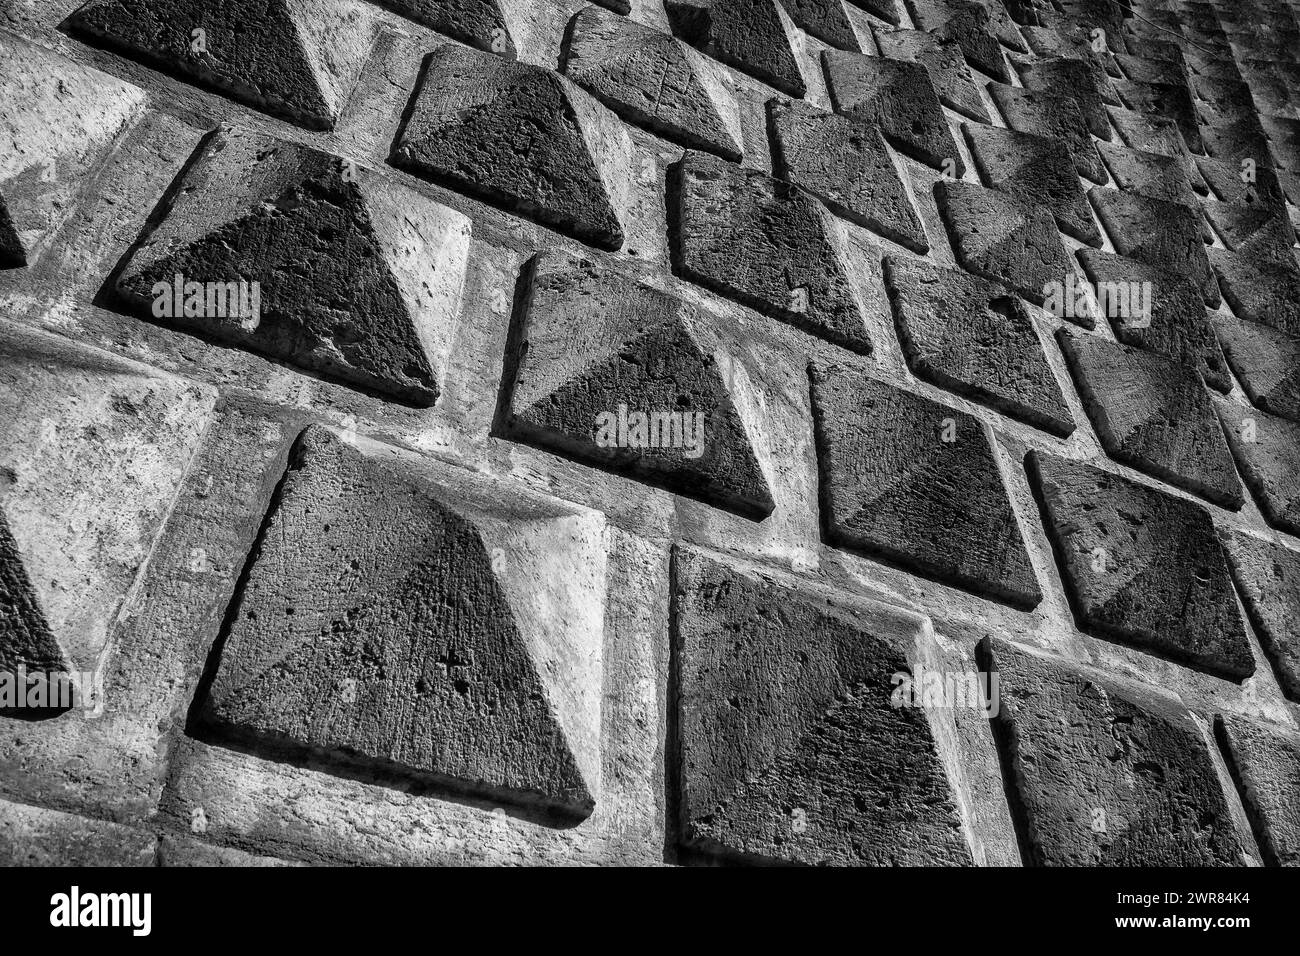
[810,362,1042,608]
[116,125,471,406]
[1220,535,1300,702]
[563,5,744,161]
[0,324,216,694]
[873,26,989,121]
[665,0,806,96]
[66,0,374,129]
[1027,451,1252,679]
[0,33,146,268]
[503,252,775,519]
[963,122,1100,246]
[393,44,633,250]
[1214,315,1300,423]
[884,255,1074,435]
[380,0,517,57]
[934,178,1072,305]
[991,82,1105,181]
[984,637,1257,864]
[201,426,605,817]
[1077,249,1230,392]
[673,545,973,865]
[824,50,961,174]
[1089,187,1219,306]
[767,98,928,252]
[1059,330,1242,508]
[1018,56,1112,139]
[1216,715,1300,866]
[1214,398,1300,536]
[672,149,871,351]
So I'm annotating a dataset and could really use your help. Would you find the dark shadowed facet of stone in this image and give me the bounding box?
[1214,315,1300,423]
[380,0,517,57]
[115,126,471,406]
[990,82,1106,181]
[664,0,805,96]
[1077,249,1230,392]
[1220,532,1300,703]
[934,178,1072,305]
[905,0,1007,80]
[873,26,989,121]
[884,255,1074,435]
[673,545,974,865]
[503,252,774,520]
[1018,56,1112,139]
[1089,187,1219,306]
[66,0,371,129]
[1214,398,1300,537]
[564,5,744,160]
[823,50,962,174]
[201,426,597,817]
[1059,330,1242,508]
[392,44,632,250]
[780,0,860,50]
[0,513,67,679]
[768,98,928,252]
[1027,451,1253,678]
[984,636,1257,865]
[1216,716,1300,866]
[963,122,1101,246]
[1096,141,1199,210]
[672,149,870,352]
[811,362,1042,607]
[1115,79,1203,153]
[1208,247,1300,334]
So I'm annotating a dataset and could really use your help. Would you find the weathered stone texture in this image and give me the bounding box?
[1220,532,1300,702]
[1059,331,1242,509]
[672,149,870,351]
[201,426,604,817]
[811,363,1042,608]
[674,546,973,865]
[67,0,374,129]
[503,252,774,519]
[768,98,928,252]
[393,44,633,250]
[986,637,1258,866]
[665,0,805,96]
[1217,715,1300,866]
[1029,452,1253,679]
[884,255,1073,435]
[115,126,471,406]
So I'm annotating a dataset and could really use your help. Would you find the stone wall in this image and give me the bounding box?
[1,0,1298,866]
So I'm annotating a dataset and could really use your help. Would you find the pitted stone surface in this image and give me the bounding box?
[963,122,1101,246]
[1096,141,1199,210]
[1116,52,1189,88]
[672,546,973,866]
[1027,451,1252,679]
[117,126,471,406]
[779,0,860,50]
[503,252,774,519]
[1115,80,1203,155]
[672,149,870,351]
[934,178,1072,305]
[1214,399,1300,537]
[848,0,900,22]
[564,5,744,161]
[1208,246,1300,334]
[1059,330,1241,508]
[392,44,632,251]
[984,637,1257,865]
[1018,56,1112,140]
[1214,315,1300,422]
[768,98,928,252]
[0,33,146,268]
[1077,248,1230,392]
[1109,106,1207,191]
[873,26,989,122]
[1204,201,1296,258]
[884,255,1074,435]
[664,0,805,97]
[201,426,604,817]
[1261,114,1300,173]
[66,0,373,130]
[810,363,1042,608]
[1216,716,1300,866]
[1089,187,1219,306]
[379,0,517,57]
[1023,24,1120,99]
[989,82,1106,181]
[0,324,216,682]
[905,0,1007,80]
[1221,533,1300,703]
[1201,117,1273,169]
[823,50,962,173]
[1194,75,1256,128]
